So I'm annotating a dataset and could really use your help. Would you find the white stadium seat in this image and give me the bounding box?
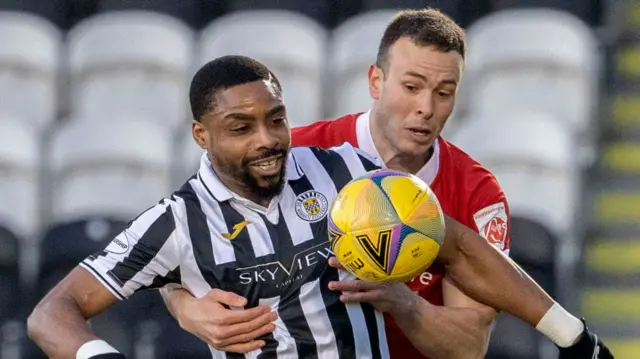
[199,10,328,127]
[49,116,173,223]
[67,11,194,130]
[329,10,398,117]
[0,118,40,238]
[460,8,600,151]
[450,113,577,236]
[0,12,61,130]
[178,128,204,185]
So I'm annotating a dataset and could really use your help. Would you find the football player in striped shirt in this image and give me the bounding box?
[28,55,612,359]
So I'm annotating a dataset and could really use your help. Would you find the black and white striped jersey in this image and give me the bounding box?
[81,142,390,359]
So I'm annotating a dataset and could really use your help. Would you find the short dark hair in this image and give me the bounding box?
[189,55,282,121]
[376,8,466,71]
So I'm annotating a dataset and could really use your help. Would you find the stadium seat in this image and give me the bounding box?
[0,0,67,30]
[329,10,397,117]
[48,116,173,223]
[0,12,61,130]
[67,11,194,130]
[199,10,328,127]
[461,8,600,159]
[450,113,577,237]
[491,0,602,27]
[228,0,333,27]
[98,0,202,28]
[361,0,461,19]
[0,119,40,239]
[177,128,203,185]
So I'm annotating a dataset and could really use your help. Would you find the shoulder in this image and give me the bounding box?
[291,142,380,175]
[439,137,503,195]
[291,113,360,148]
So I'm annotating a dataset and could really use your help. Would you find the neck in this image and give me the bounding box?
[369,111,434,175]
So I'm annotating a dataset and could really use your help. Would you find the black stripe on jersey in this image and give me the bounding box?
[109,205,177,291]
[288,175,356,359]
[308,147,353,191]
[362,304,382,359]
[175,182,222,289]
[260,208,317,359]
[216,201,278,358]
[358,153,380,172]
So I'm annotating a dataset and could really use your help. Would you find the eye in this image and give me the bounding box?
[231,126,249,133]
[404,84,418,92]
[272,117,286,125]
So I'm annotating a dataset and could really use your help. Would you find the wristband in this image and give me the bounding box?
[76,340,124,359]
[535,303,584,348]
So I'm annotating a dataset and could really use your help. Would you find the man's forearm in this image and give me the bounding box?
[160,285,192,325]
[390,296,494,359]
[439,217,554,327]
[27,296,99,359]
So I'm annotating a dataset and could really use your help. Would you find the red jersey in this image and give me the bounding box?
[292,112,511,358]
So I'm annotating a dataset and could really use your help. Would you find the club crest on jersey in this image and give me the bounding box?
[295,190,328,222]
[473,202,508,251]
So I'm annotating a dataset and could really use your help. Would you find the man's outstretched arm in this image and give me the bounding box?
[331,215,614,358]
[27,267,121,359]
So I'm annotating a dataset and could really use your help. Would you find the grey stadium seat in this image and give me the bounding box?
[0,12,61,131]
[67,11,194,130]
[491,0,603,27]
[0,0,67,28]
[362,0,461,19]
[97,0,206,28]
[228,0,334,27]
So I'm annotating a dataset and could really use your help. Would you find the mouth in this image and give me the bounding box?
[249,155,284,176]
[407,127,433,144]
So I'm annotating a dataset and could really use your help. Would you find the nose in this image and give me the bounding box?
[254,124,279,149]
[416,93,434,119]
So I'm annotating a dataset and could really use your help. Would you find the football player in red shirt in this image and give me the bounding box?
[289,9,505,359]
[159,9,609,359]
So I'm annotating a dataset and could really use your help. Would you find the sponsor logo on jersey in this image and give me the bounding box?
[473,202,508,251]
[104,234,130,255]
[295,190,328,222]
[236,242,334,288]
[222,220,251,240]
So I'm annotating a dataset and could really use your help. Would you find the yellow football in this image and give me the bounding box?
[328,169,445,282]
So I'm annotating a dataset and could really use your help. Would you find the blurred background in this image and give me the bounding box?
[0,0,637,358]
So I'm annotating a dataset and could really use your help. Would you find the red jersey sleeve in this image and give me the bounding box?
[290,114,360,149]
[466,169,511,254]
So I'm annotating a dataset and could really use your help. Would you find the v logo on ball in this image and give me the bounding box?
[356,230,392,274]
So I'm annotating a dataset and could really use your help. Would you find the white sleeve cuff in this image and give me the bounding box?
[76,340,120,359]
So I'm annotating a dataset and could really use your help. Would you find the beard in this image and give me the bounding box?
[216,147,288,202]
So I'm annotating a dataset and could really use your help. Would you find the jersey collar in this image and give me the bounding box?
[355,110,440,185]
[198,150,303,203]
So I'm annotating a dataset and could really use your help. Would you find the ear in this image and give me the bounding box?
[192,121,208,150]
[368,64,383,100]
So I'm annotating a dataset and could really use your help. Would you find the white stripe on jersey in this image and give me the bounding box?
[280,184,314,245]
[189,178,237,265]
[231,203,275,258]
[329,143,370,179]
[260,296,297,358]
[293,145,377,359]
[299,279,340,359]
[171,194,214,299]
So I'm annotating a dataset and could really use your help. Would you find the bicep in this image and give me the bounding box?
[442,276,497,318]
